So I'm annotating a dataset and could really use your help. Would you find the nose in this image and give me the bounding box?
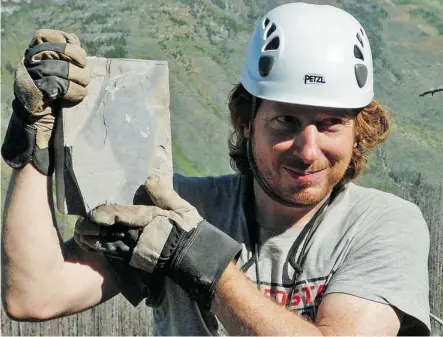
[293,124,322,164]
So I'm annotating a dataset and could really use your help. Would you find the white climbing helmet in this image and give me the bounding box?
[240,2,374,109]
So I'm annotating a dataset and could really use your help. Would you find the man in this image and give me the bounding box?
[1,2,430,336]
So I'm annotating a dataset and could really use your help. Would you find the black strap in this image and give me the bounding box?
[285,186,345,316]
[287,196,332,283]
[285,196,332,308]
[241,174,262,290]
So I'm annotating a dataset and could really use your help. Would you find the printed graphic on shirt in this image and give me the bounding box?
[248,276,328,322]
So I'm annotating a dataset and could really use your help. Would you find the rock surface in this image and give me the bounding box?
[55,57,172,215]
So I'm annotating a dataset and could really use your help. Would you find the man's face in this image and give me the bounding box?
[246,99,356,206]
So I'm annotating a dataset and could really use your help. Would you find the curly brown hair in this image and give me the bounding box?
[227,83,391,184]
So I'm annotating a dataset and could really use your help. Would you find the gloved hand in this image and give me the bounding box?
[1,29,89,175]
[74,175,242,311]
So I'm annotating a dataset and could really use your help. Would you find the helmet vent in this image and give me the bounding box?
[265,36,280,51]
[258,55,274,77]
[360,28,365,36]
[266,23,277,38]
[357,33,364,47]
[354,45,364,61]
[355,64,368,88]
[263,18,270,28]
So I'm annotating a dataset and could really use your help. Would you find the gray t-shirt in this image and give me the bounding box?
[122,173,430,335]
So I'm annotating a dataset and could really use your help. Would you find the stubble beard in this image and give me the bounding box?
[254,150,347,206]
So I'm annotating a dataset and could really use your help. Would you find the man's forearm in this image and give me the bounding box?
[2,164,66,318]
[212,262,323,336]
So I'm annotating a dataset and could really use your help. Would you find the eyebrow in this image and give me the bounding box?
[273,103,358,118]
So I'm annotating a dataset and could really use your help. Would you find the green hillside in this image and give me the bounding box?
[1,0,442,187]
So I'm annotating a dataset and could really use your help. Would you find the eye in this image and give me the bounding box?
[276,115,298,124]
[271,115,301,131]
[317,118,343,130]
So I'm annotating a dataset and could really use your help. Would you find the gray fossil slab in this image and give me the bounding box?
[54,57,172,215]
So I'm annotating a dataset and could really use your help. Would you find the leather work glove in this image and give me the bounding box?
[74,175,242,311]
[1,29,89,175]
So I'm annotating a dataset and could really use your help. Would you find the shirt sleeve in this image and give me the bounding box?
[324,202,431,335]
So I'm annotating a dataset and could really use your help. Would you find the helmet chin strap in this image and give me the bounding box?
[247,96,301,208]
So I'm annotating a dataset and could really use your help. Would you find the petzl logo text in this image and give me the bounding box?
[304,74,326,85]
